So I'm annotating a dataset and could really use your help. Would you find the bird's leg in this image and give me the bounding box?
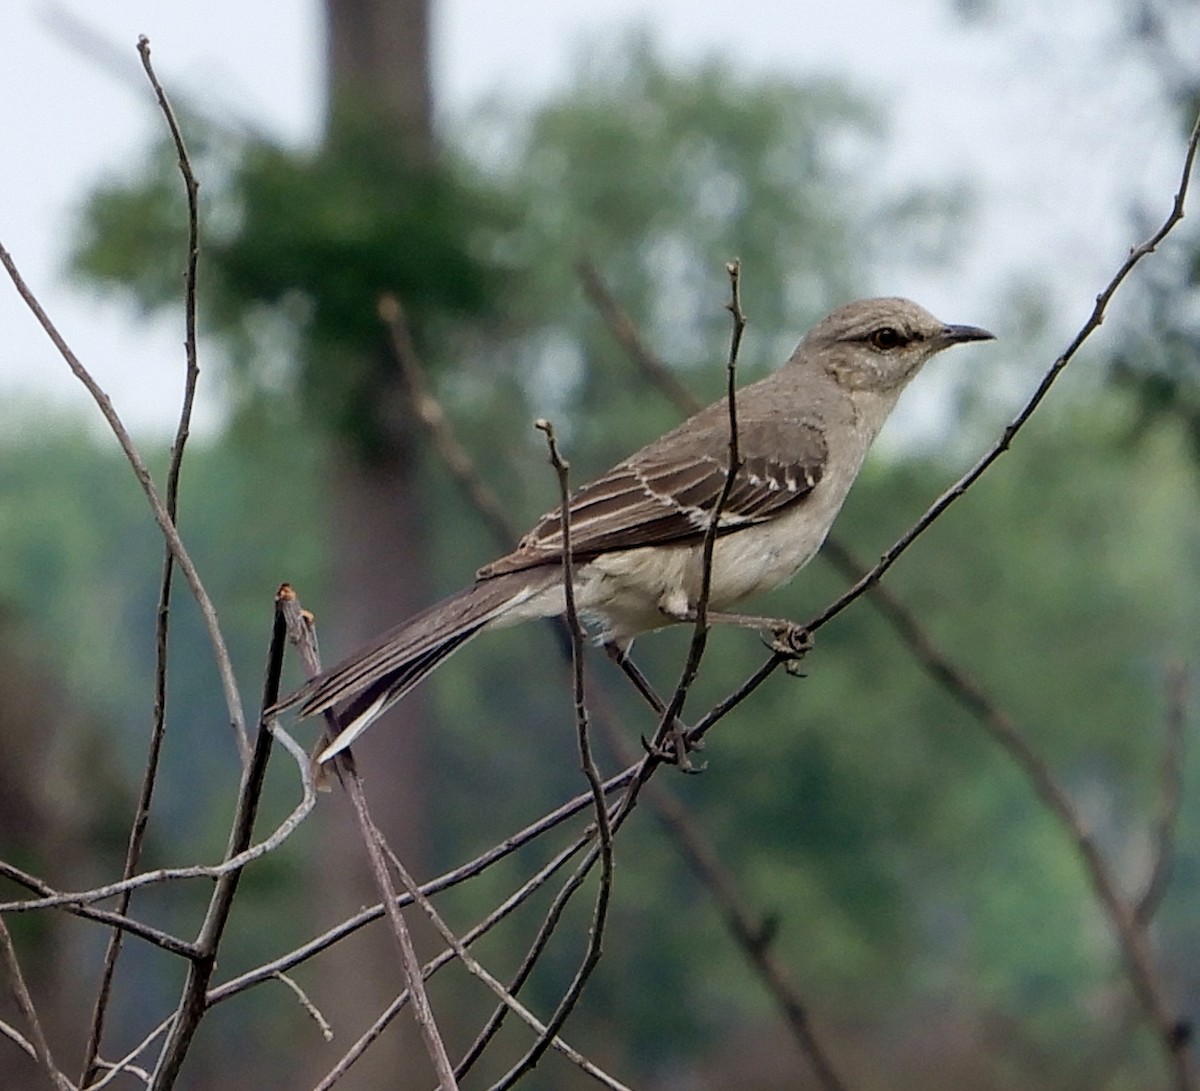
[670,608,814,668]
[603,641,703,769]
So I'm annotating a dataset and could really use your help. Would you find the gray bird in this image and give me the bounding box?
[274,297,994,761]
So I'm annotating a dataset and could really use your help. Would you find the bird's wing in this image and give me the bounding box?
[478,413,828,578]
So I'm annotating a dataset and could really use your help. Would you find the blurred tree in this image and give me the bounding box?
[1110,0,1200,429]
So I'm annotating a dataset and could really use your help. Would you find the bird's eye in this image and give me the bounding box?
[868,327,906,351]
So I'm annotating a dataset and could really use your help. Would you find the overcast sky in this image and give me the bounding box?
[0,0,1190,437]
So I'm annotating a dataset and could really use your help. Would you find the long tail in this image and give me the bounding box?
[273,570,553,762]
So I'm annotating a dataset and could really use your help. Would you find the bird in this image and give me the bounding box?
[273,297,994,762]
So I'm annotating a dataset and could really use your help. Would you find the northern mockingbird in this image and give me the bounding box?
[276,297,993,761]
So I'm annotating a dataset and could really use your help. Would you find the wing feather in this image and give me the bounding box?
[479,411,827,579]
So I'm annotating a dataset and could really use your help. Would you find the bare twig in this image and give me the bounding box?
[380,294,514,545]
[81,38,207,1086]
[576,258,702,414]
[0,243,248,751]
[313,829,597,1090]
[484,423,618,1087]
[821,542,1195,1087]
[0,915,72,1090]
[371,838,633,1091]
[0,723,316,916]
[1137,663,1189,927]
[648,259,747,769]
[344,765,460,1090]
[0,1018,38,1063]
[277,593,459,1091]
[84,1017,173,1091]
[805,107,1200,636]
[0,864,196,956]
[148,588,289,1089]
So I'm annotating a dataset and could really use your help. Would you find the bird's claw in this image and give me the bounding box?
[764,622,813,663]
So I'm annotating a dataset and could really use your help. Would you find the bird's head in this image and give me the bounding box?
[802,297,994,393]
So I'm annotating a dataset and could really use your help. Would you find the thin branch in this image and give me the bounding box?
[277,593,459,1091]
[0,1017,38,1063]
[576,258,702,414]
[81,38,206,1086]
[344,764,460,1090]
[271,971,333,1040]
[313,830,596,1090]
[1137,662,1189,927]
[0,242,248,752]
[207,759,643,1011]
[380,294,514,545]
[805,106,1200,636]
[821,542,1195,1087]
[0,864,196,956]
[148,588,289,1089]
[370,838,632,1091]
[648,259,747,769]
[0,716,315,916]
[484,423,618,1087]
[0,915,72,1090]
[83,1017,173,1091]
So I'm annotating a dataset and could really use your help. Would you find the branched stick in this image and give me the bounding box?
[0,729,316,915]
[81,38,207,1086]
[806,107,1200,636]
[370,838,632,1091]
[0,865,196,956]
[84,1017,173,1091]
[312,829,598,1089]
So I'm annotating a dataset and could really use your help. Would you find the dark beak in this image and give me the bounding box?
[940,323,995,345]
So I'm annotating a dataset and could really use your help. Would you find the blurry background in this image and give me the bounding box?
[1,1,1199,1088]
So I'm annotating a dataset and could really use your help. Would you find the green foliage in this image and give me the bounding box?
[72,111,513,458]
[450,34,880,468]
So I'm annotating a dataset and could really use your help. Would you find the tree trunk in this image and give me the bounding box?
[310,1,439,1086]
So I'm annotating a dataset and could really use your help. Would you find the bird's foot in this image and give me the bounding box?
[763,621,813,674]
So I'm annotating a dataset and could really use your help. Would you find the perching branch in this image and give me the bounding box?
[805,106,1200,636]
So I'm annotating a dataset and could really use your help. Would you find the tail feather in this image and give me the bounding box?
[272,571,553,761]
[315,626,484,762]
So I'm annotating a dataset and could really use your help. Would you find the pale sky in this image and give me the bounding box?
[0,0,1189,437]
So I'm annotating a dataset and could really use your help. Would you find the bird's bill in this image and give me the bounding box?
[940,322,995,345]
